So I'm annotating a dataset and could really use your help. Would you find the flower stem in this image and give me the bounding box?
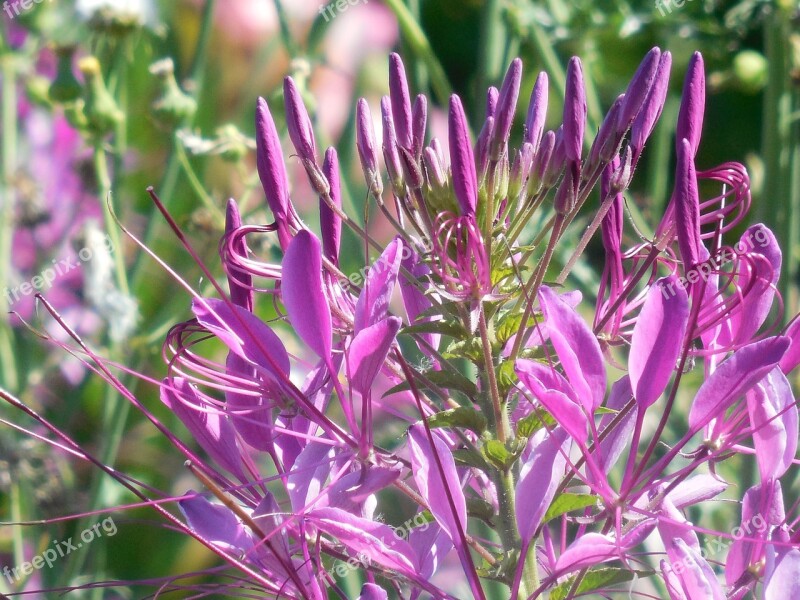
[0,52,19,392]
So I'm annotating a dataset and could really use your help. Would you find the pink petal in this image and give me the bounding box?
[348,317,401,395]
[515,359,587,444]
[307,506,417,577]
[192,298,290,380]
[629,276,689,408]
[407,425,467,546]
[282,230,333,362]
[538,286,606,413]
[354,237,403,333]
[747,367,798,480]
[358,583,388,600]
[554,533,618,575]
[161,378,245,479]
[687,336,789,432]
[765,527,800,599]
[515,427,569,545]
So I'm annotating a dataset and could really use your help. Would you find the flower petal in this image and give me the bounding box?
[539,285,606,413]
[307,506,417,577]
[282,230,333,362]
[688,336,789,432]
[515,427,569,545]
[747,367,797,480]
[407,425,467,546]
[348,317,401,396]
[354,237,403,333]
[629,275,689,408]
[161,378,244,479]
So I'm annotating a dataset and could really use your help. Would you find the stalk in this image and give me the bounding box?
[0,51,19,392]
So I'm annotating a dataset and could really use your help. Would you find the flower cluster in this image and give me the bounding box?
[14,48,800,599]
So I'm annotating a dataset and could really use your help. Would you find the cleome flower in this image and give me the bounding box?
[5,48,800,600]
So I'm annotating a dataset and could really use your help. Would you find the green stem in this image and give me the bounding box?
[760,1,799,320]
[477,0,504,113]
[382,0,452,103]
[0,53,19,392]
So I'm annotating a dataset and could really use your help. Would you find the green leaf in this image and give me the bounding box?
[452,448,492,472]
[483,439,516,470]
[403,320,469,339]
[443,338,484,363]
[383,369,477,398]
[543,493,598,523]
[516,409,557,438]
[549,568,655,600]
[496,360,518,396]
[466,497,496,526]
[427,407,487,434]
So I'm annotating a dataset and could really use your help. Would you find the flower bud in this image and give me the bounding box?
[49,47,82,103]
[150,58,197,126]
[78,56,124,135]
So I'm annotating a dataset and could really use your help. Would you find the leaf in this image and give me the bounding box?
[427,407,487,435]
[516,409,557,438]
[383,369,477,397]
[483,439,519,470]
[403,320,469,339]
[549,568,654,600]
[543,493,598,523]
[442,337,484,362]
[452,448,492,472]
[495,311,528,345]
[466,497,496,526]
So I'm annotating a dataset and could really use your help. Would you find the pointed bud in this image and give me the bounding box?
[509,142,535,201]
[530,129,556,193]
[610,145,633,192]
[476,116,495,177]
[486,86,499,118]
[562,57,587,162]
[224,199,253,312]
[399,147,424,191]
[356,98,383,197]
[389,53,413,149]
[587,94,624,173]
[411,94,427,159]
[674,138,703,270]
[676,52,705,157]
[321,147,342,265]
[631,51,672,158]
[283,76,317,164]
[424,146,447,189]
[448,95,479,218]
[381,96,405,194]
[554,163,578,216]
[255,97,292,249]
[490,58,523,160]
[542,126,566,188]
[617,47,662,132]
[524,72,549,151]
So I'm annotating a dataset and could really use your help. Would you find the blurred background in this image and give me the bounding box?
[0,0,798,597]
